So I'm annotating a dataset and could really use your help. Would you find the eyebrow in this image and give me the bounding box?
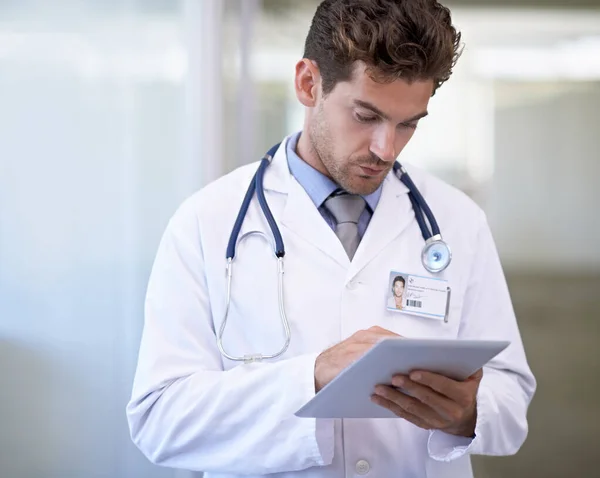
[353,99,429,124]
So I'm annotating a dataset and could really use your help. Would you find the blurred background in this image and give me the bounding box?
[1,0,598,477]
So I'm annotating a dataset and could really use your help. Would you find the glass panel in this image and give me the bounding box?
[0,1,192,476]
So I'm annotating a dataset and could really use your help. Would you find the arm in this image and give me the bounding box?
[125,198,334,474]
[427,209,537,459]
[371,209,536,461]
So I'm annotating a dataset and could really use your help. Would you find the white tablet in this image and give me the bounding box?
[295,338,510,419]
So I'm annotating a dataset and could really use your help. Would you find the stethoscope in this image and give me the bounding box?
[218,142,452,363]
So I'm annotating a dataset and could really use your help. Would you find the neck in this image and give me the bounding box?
[296,130,331,178]
[395,296,403,307]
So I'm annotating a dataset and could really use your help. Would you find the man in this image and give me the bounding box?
[127,1,536,477]
[388,276,406,310]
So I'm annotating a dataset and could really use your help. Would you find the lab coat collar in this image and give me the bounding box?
[259,134,348,267]
[260,135,293,194]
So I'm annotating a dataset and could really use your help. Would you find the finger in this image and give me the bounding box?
[373,385,446,429]
[391,375,459,421]
[367,325,399,335]
[356,327,401,343]
[371,394,433,430]
[409,371,470,403]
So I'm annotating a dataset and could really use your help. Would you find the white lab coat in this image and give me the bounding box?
[126,134,536,478]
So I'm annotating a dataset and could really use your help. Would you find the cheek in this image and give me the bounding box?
[343,122,378,153]
[336,115,364,139]
[334,124,369,156]
[323,109,378,160]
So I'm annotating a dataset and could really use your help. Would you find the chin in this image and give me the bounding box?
[348,176,384,196]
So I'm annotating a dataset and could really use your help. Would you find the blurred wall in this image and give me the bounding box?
[471,82,600,478]
[0,1,219,477]
[489,81,600,273]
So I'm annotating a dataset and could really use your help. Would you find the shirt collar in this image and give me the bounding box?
[286,131,382,211]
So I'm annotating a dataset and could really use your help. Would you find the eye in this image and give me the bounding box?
[355,113,378,124]
[399,122,418,130]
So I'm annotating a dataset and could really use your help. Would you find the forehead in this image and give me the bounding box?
[328,63,433,119]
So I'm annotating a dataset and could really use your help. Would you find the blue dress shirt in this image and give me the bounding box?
[286,132,382,239]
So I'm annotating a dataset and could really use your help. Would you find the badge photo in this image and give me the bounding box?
[386,271,451,322]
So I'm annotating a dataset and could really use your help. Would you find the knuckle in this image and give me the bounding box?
[451,409,464,423]
[432,418,446,430]
[368,325,387,334]
[415,372,432,386]
[459,392,475,408]
[464,395,476,409]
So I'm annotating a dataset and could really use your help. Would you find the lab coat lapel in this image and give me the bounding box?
[281,177,350,268]
[346,172,413,281]
[263,136,350,269]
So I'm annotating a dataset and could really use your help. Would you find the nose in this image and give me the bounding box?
[369,125,396,163]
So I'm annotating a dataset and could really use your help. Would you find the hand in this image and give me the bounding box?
[314,326,400,392]
[371,369,483,437]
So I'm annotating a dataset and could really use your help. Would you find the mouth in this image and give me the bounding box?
[359,165,387,177]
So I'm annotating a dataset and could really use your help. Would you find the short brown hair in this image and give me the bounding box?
[303,0,462,96]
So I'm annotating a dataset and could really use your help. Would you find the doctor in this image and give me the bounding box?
[127,0,536,477]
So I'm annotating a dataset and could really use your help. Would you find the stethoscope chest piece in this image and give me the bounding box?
[421,235,452,273]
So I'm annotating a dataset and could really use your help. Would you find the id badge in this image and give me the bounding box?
[386,271,451,322]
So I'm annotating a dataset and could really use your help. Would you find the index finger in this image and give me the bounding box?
[368,326,402,337]
[408,370,477,402]
[354,327,401,344]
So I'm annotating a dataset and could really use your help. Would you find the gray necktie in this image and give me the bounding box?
[323,191,366,260]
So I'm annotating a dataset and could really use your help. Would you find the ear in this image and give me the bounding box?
[294,59,321,107]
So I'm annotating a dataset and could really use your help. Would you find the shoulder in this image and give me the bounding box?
[177,162,259,216]
[163,162,260,238]
[403,163,481,214]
